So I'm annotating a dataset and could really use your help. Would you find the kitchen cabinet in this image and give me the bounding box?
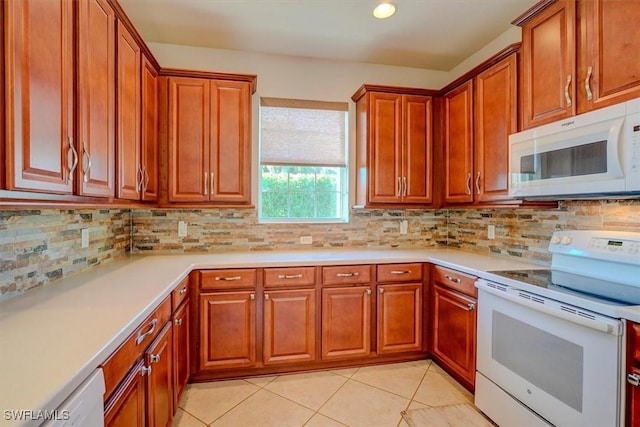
[77,0,116,197]
[626,320,640,426]
[430,265,477,391]
[517,0,640,129]
[145,322,173,427]
[352,85,435,207]
[141,55,159,201]
[104,360,146,427]
[116,20,141,200]
[171,277,190,413]
[321,286,372,360]
[165,76,253,205]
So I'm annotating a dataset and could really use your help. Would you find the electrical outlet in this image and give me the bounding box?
[488,225,496,240]
[300,236,313,245]
[81,229,90,248]
[178,221,188,237]
[399,220,408,235]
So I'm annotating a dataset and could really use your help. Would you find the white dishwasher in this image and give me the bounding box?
[42,368,105,427]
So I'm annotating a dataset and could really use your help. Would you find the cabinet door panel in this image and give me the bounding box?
[199,291,256,369]
[168,77,210,202]
[474,54,517,202]
[104,361,145,427]
[521,0,576,129]
[172,300,190,413]
[321,287,371,360]
[210,81,251,203]
[5,0,74,193]
[403,96,433,204]
[116,21,141,200]
[377,283,422,354]
[77,0,115,197]
[141,56,159,201]
[263,289,316,365]
[145,322,173,427]
[368,93,402,203]
[582,0,640,112]
[444,81,474,204]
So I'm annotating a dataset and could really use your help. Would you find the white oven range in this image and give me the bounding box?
[475,230,640,427]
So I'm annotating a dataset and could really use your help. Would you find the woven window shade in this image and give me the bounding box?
[260,98,348,167]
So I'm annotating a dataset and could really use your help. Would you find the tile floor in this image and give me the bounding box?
[174,359,484,427]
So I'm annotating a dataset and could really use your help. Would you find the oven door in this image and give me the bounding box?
[476,281,623,427]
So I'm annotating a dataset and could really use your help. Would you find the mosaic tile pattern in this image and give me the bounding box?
[0,209,131,300]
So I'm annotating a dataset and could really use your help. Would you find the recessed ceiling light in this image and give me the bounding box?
[373,2,396,19]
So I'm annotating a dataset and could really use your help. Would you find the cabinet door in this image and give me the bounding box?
[444,81,474,204]
[104,360,145,427]
[77,0,115,197]
[172,300,190,413]
[368,93,403,204]
[199,291,256,369]
[377,283,422,354]
[521,0,576,129]
[321,286,371,360]
[431,284,477,389]
[116,21,141,200]
[209,80,251,204]
[141,56,159,201]
[402,95,433,204]
[263,288,316,365]
[474,54,517,203]
[168,77,210,202]
[145,322,173,427]
[5,0,74,194]
[580,0,640,113]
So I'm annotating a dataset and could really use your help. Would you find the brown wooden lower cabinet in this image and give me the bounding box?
[145,322,173,427]
[377,283,423,354]
[104,360,146,427]
[172,299,190,412]
[321,286,372,360]
[626,321,640,426]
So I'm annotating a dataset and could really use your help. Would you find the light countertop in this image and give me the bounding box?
[0,248,637,426]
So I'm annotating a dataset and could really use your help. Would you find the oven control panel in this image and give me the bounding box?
[549,230,640,265]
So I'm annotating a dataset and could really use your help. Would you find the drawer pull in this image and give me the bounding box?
[445,275,462,284]
[628,373,640,387]
[585,66,593,101]
[336,272,360,278]
[564,74,573,107]
[135,318,158,345]
[174,318,183,326]
[390,270,410,275]
[178,287,188,295]
[150,354,160,363]
[141,365,152,376]
[278,274,303,279]
[215,276,242,281]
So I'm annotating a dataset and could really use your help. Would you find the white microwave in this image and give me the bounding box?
[509,97,640,199]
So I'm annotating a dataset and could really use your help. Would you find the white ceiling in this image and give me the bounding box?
[119,0,538,71]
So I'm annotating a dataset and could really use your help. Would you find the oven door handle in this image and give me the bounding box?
[476,280,622,336]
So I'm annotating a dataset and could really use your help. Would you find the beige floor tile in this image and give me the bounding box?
[330,367,359,378]
[402,403,493,427]
[303,413,349,427]
[179,380,259,424]
[173,408,207,427]
[351,362,428,399]
[412,371,473,407]
[427,362,448,376]
[319,379,410,427]
[265,370,348,410]
[211,389,314,427]
[398,359,432,370]
[245,375,278,387]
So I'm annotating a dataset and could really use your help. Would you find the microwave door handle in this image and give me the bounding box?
[607,117,625,178]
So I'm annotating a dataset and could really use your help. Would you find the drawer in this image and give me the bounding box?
[102,296,171,401]
[172,275,189,310]
[322,265,371,285]
[200,269,256,290]
[629,322,640,362]
[432,265,477,298]
[377,263,423,283]
[264,267,316,288]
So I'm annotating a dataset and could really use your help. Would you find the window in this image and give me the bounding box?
[259,98,349,223]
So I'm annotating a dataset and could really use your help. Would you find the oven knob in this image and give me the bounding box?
[561,236,572,245]
[551,236,561,245]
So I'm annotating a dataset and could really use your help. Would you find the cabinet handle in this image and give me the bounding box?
[278,274,303,279]
[264,294,270,300]
[475,171,481,195]
[628,373,640,387]
[143,167,150,193]
[178,287,187,295]
[336,272,359,278]
[67,137,78,182]
[135,318,158,345]
[465,173,472,195]
[390,270,410,275]
[204,172,208,195]
[379,288,384,294]
[210,172,215,195]
[215,276,242,281]
[466,303,476,311]
[141,365,152,376]
[250,293,255,300]
[564,74,572,107]
[150,353,160,363]
[136,164,143,193]
[174,318,183,326]
[585,66,593,101]
[402,176,407,197]
[397,177,402,197]
[366,288,372,295]
[444,274,462,284]
[82,141,91,183]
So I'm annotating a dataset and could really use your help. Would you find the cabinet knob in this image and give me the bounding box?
[467,303,476,311]
[175,318,183,326]
[379,288,385,294]
[141,365,152,376]
[264,294,270,300]
[366,289,372,295]
[628,373,640,387]
[250,293,255,300]
[178,287,188,295]
[150,353,160,363]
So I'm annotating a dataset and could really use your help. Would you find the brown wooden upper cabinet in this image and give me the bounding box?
[165,75,254,205]
[517,0,640,129]
[352,86,435,207]
[141,56,159,202]
[443,52,517,205]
